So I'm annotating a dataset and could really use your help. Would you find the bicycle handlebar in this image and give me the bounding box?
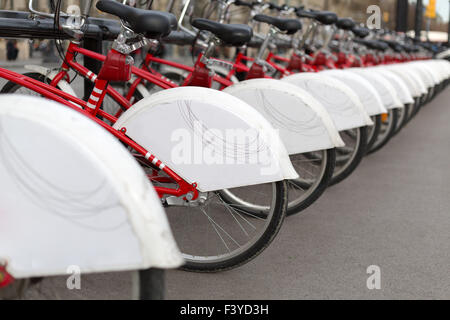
[234,0,254,8]
[268,3,284,11]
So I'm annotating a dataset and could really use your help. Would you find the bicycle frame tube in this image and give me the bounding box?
[143,52,236,88]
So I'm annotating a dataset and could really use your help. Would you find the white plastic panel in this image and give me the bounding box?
[347,67,404,108]
[373,67,414,104]
[0,95,183,279]
[389,65,427,95]
[282,73,373,131]
[320,69,387,116]
[223,79,344,155]
[381,66,421,98]
[114,87,299,192]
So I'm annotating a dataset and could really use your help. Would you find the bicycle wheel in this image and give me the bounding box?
[0,269,164,300]
[367,108,399,154]
[405,98,419,124]
[329,126,367,186]
[393,104,410,136]
[366,115,381,152]
[101,81,144,123]
[286,149,335,216]
[163,181,287,272]
[1,72,55,96]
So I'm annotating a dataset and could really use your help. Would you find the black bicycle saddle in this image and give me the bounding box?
[191,18,253,46]
[297,10,337,25]
[96,0,176,38]
[336,17,356,30]
[253,14,302,34]
[352,26,370,38]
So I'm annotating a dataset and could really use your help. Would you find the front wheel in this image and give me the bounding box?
[165,181,287,272]
[286,149,335,216]
[366,115,381,152]
[393,104,410,136]
[367,108,399,154]
[329,126,368,186]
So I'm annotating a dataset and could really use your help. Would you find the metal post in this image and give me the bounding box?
[83,38,102,100]
[81,0,102,100]
[395,0,408,32]
[448,0,450,44]
[414,0,423,41]
[81,0,93,17]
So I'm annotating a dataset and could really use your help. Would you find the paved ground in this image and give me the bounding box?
[1,61,450,299]
[166,87,450,299]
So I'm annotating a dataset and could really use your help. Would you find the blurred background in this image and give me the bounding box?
[1,0,449,61]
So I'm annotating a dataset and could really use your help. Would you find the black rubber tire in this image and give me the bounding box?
[393,104,411,136]
[412,94,426,117]
[366,115,381,152]
[405,98,420,124]
[329,126,368,186]
[368,108,399,154]
[138,268,165,300]
[182,181,287,272]
[286,149,335,216]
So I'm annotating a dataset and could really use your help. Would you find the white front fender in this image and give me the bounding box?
[373,67,414,105]
[436,49,450,60]
[222,78,344,155]
[0,95,183,279]
[379,66,421,98]
[113,87,299,192]
[408,61,439,86]
[389,65,428,96]
[320,69,387,116]
[347,68,404,108]
[282,73,373,131]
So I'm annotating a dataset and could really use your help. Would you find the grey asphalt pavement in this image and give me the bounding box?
[166,87,450,299]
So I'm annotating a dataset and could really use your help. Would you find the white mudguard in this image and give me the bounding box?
[389,65,428,96]
[347,67,404,108]
[113,87,299,192]
[24,65,78,98]
[373,67,414,105]
[433,59,450,80]
[413,61,439,86]
[380,66,421,98]
[222,79,344,155]
[282,73,373,131]
[407,62,434,88]
[0,95,183,279]
[320,69,387,116]
[436,49,450,60]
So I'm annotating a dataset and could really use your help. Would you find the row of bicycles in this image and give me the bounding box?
[0,0,449,299]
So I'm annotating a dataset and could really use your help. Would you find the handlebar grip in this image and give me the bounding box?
[234,0,254,8]
[268,2,283,10]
